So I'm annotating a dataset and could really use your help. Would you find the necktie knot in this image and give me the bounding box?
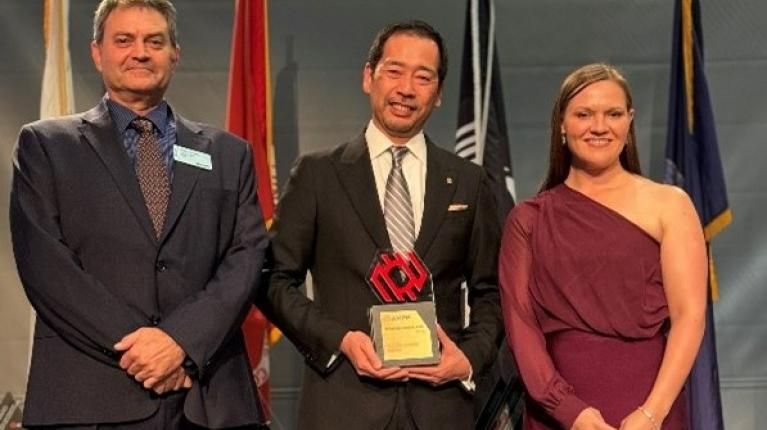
[390,146,408,169]
[132,118,154,135]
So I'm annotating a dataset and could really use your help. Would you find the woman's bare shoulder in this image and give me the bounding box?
[632,177,699,236]
[634,177,691,208]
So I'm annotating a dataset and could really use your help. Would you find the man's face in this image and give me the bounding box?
[363,33,442,144]
[91,5,179,103]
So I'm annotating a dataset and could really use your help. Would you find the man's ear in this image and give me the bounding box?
[90,40,103,73]
[362,63,374,95]
[171,44,181,70]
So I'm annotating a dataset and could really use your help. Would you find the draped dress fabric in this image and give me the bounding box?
[499,184,687,430]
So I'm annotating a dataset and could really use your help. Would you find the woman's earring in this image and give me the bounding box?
[561,134,567,146]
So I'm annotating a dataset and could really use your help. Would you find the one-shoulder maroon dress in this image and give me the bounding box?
[499,184,687,430]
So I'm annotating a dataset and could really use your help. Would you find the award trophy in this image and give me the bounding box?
[367,250,440,367]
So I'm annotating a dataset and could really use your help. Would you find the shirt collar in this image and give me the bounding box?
[104,94,171,136]
[365,120,426,162]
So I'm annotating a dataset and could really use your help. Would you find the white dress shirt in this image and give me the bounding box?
[365,120,427,237]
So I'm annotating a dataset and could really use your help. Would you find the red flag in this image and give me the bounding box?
[225,0,278,419]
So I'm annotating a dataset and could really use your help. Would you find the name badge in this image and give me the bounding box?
[173,145,212,170]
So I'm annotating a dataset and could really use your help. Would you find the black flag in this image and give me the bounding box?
[455,0,515,225]
[455,1,523,429]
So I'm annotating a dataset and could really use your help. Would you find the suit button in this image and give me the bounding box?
[150,315,161,326]
[156,261,167,272]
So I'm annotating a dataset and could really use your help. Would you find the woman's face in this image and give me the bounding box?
[561,79,634,172]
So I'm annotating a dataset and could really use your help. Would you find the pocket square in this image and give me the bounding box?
[447,203,469,212]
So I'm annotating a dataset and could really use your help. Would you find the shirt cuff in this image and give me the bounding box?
[459,365,475,392]
[327,352,339,368]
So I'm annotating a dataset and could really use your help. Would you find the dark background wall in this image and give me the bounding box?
[1,1,765,429]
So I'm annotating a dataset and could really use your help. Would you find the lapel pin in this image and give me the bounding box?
[446,177,453,185]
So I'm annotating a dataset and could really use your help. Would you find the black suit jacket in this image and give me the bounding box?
[10,101,268,428]
[261,133,503,430]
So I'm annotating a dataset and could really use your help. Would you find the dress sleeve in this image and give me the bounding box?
[498,203,588,429]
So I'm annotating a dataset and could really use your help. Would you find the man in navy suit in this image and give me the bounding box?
[10,1,267,428]
[261,21,503,430]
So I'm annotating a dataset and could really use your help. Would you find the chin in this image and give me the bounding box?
[384,120,418,134]
[587,160,622,173]
[572,154,621,171]
[125,82,163,93]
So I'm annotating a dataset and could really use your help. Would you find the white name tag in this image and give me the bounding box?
[173,145,212,170]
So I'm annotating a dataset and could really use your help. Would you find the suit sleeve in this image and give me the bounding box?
[457,171,504,376]
[257,155,350,374]
[159,140,268,380]
[10,125,145,365]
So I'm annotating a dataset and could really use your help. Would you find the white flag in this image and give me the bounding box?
[40,0,75,119]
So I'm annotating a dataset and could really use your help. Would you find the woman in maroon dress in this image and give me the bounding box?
[499,64,707,430]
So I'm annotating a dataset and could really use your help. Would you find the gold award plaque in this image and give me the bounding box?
[379,309,433,361]
[369,301,440,367]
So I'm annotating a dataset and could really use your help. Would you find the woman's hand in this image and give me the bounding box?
[571,407,618,430]
[619,408,661,430]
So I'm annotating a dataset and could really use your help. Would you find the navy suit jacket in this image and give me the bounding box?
[10,101,267,428]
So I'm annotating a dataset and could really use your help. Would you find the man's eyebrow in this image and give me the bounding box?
[414,65,437,75]
[380,59,405,68]
[380,60,437,74]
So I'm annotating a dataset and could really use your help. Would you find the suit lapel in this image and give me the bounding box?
[79,103,157,242]
[332,133,390,250]
[415,140,456,256]
[159,116,206,244]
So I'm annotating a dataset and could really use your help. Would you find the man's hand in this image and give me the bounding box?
[150,367,194,395]
[114,327,185,389]
[407,325,471,386]
[340,330,408,381]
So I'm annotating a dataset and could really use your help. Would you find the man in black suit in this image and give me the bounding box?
[10,1,267,428]
[261,21,503,430]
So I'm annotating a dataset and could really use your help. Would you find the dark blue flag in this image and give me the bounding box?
[665,1,732,429]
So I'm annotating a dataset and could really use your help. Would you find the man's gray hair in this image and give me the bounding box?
[93,0,178,47]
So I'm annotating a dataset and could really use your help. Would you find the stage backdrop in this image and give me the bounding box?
[1,1,765,429]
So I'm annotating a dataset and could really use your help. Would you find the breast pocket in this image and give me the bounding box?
[442,208,471,231]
